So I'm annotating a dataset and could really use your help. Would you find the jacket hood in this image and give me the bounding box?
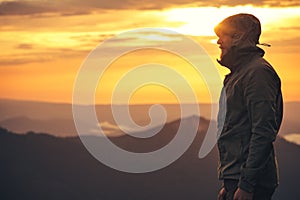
[214,13,261,47]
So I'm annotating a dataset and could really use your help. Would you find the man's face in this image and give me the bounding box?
[216,31,235,59]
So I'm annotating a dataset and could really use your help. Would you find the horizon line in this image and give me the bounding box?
[0,98,299,105]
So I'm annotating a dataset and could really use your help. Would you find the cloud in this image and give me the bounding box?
[0,48,89,66]
[283,133,300,146]
[0,1,56,15]
[0,0,299,16]
[0,54,49,66]
[270,36,300,47]
[17,43,33,49]
[98,121,121,131]
[279,26,300,31]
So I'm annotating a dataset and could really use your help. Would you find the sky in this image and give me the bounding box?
[0,0,299,104]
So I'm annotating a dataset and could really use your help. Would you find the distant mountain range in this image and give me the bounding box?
[0,99,214,137]
[0,99,299,141]
[0,115,299,200]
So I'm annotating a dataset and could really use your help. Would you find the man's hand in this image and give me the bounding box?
[218,187,227,200]
[233,188,253,200]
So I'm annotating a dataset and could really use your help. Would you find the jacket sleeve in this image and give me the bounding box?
[238,65,281,192]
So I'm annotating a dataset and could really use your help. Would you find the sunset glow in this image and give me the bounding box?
[164,6,300,36]
[0,1,299,104]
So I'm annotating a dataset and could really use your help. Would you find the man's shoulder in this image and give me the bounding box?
[246,57,276,75]
[242,57,281,85]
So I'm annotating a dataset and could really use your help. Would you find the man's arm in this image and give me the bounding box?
[238,65,280,193]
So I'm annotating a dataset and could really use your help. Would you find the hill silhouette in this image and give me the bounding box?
[0,99,214,137]
[0,116,299,200]
[0,99,300,140]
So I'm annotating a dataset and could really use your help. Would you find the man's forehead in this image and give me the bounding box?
[214,24,238,37]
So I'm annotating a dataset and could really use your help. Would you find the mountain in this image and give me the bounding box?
[0,116,77,137]
[0,98,215,137]
[1,99,300,139]
[0,116,299,200]
[0,99,73,121]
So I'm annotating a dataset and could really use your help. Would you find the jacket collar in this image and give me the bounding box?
[217,46,265,73]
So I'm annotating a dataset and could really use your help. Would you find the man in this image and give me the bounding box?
[215,14,283,200]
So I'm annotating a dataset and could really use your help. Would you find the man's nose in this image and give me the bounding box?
[217,38,221,44]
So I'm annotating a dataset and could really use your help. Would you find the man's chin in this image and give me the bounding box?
[220,52,226,59]
[220,49,229,59]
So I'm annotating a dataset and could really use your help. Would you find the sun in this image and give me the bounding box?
[164,7,222,36]
[163,5,300,36]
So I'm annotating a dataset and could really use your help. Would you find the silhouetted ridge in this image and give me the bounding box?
[111,115,211,153]
[0,116,299,200]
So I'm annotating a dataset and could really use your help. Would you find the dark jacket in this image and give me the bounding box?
[217,46,283,193]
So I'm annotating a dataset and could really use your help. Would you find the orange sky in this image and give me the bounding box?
[0,1,299,104]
